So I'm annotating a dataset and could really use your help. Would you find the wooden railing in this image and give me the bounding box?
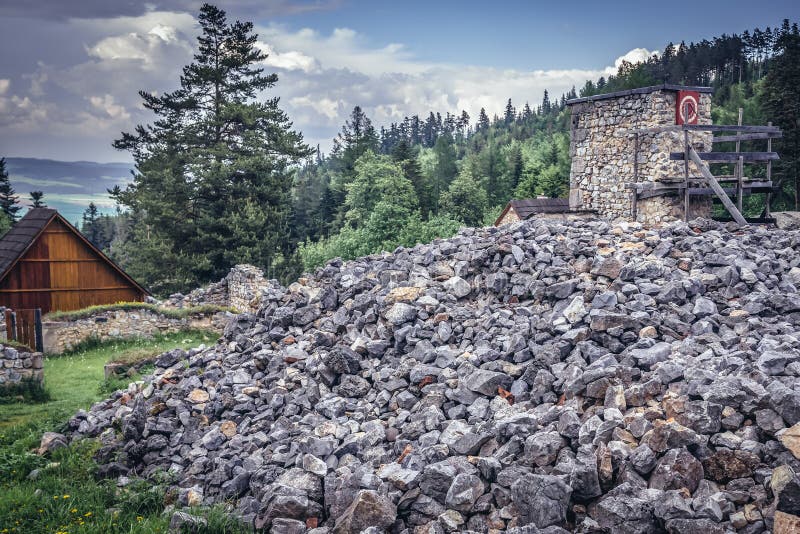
[630,115,782,225]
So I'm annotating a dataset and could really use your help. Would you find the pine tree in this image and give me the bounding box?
[82,202,100,246]
[328,106,379,227]
[457,110,470,139]
[522,102,533,122]
[504,99,515,124]
[112,3,310,293]
[29,191,46,208]
[477,108,490,131]
[332,106,379,174]
[0,158,20,222]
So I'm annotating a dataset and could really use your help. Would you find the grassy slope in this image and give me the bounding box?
[0,330,216,429]
[0,330,249,534]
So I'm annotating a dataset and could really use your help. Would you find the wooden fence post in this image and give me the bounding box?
[34,308,43,353]
[8,311,16,342]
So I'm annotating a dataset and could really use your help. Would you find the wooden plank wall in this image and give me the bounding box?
[0,219,143,313]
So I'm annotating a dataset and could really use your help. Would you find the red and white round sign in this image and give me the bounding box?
[676,91,699,125]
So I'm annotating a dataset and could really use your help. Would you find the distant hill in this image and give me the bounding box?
[3,158,134,223]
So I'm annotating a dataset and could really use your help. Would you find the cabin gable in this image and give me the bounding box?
[0,210,147,313]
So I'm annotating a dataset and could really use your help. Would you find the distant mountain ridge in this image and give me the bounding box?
[3,157,134,223]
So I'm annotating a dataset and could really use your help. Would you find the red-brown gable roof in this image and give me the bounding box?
[0,208,149,296]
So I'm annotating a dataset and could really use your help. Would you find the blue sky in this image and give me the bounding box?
[270,0,800,68]
[0,0,797,163]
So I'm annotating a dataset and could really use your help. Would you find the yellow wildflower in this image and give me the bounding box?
[83,512,91,517]
[70,509,77,513]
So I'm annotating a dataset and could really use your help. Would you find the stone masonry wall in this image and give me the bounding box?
[164,264,272,314]
[0,345,43,385]
[226,265,271,313]
[569,89,713,224]
[42,309,230,354]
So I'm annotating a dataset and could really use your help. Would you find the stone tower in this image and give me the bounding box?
[566,84,714,224]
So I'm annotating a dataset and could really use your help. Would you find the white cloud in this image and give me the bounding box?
[0,9,662,161]
[256,42,318,72]
[289,95,341,119]
[87,23,191,66]
[89,94,130,120]
[613,47,659,69]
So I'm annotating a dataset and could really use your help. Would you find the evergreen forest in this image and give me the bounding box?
[4,5,798,296]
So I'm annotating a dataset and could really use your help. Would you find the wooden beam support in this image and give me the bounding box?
[0,286,137,293]
[670,151,779,162]
[684,128,690,222]
[19,258,103,263]
[712,132,783,143]
[662,175,751,182]
[688,146,748,226]
[635,124,782,134]
[766,121,773,218]
[736,108,743,214]
[634,182,773,199]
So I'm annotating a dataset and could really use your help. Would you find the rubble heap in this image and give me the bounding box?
[67,218,800,533]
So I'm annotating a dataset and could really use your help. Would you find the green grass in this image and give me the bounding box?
[0,440,248,534]
[0,378,51,404]
[44,302,234,322]
[0,329,248,533]
[0,330,217,429]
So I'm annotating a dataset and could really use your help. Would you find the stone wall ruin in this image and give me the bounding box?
[567,84,714,224]
[163,264,273,314]
[0,344,43,386]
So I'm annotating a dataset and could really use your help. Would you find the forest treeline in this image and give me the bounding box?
[2,5,798,297]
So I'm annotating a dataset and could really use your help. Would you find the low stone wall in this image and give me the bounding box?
[0,344,43,385]
[43,309,229,354]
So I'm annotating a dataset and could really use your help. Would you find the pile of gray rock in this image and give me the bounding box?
[66,217,800,533]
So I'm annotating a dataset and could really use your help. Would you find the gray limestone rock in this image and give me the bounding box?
[332,490,396,534]
[511,474,572,528]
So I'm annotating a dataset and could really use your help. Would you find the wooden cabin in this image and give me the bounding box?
[0,208,148,314]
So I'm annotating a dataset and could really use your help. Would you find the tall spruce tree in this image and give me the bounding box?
[82,202,100,246]
[0,158,21,222]
[477,108,490,131]
[112,4,310,293]
[328,106,379,227]
[504,99,515,124]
